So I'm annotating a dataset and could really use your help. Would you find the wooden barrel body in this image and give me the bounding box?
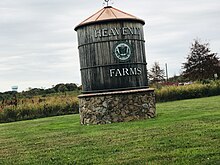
[76,20,148,93]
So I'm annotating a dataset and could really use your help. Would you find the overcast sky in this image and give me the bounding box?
[1,0,220,92]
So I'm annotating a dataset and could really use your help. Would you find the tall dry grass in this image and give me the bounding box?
[0,93,79,123]
[156,80,220,102]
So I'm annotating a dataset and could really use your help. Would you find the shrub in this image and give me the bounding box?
[156,80,220,102]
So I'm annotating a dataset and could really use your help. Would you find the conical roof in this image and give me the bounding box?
[75,6,145,30]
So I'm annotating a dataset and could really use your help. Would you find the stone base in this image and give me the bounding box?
[78,88,156,125]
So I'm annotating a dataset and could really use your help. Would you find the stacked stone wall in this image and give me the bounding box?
[78,89,156,125]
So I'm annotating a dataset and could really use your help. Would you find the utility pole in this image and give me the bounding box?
[165,63,168,81]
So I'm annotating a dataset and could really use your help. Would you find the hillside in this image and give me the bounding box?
[0,96,220,165]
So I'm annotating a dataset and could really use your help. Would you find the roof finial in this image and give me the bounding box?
[104,0,110,7]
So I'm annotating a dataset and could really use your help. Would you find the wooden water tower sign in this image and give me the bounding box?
[75,5,156,125]
[75,6,148,93]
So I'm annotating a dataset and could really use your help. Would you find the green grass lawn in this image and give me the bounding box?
[0,96,220,165]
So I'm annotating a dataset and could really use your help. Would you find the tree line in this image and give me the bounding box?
[0,83,80,101]
[149,39,220,83]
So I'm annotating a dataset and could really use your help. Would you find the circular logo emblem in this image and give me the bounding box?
[113,42,132,61]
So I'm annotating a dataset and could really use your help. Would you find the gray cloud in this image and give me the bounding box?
[1,0,220,91]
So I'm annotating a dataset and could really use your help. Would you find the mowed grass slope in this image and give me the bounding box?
[0,96,220,165]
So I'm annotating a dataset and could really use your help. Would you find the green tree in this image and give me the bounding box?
[149,62,165,83]
[182,39,220,81]
[57,84,68,93]
[65,83,77,91]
